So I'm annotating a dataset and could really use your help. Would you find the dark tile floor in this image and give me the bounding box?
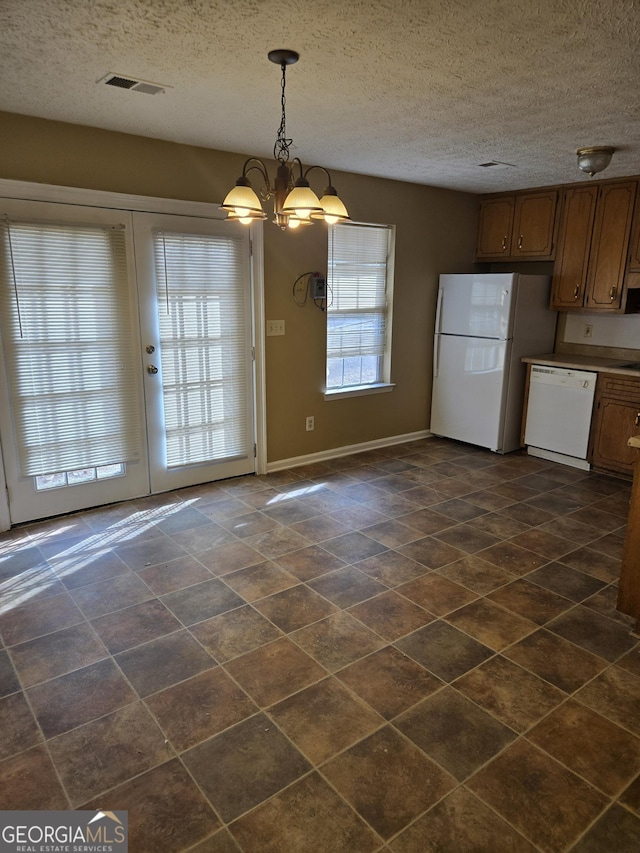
[1,437,640,851]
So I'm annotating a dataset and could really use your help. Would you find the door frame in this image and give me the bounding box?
[0,178,267,531]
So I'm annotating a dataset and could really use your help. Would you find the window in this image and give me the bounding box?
[326,222,394,397]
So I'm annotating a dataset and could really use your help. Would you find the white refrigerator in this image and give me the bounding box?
[430,273,557,453]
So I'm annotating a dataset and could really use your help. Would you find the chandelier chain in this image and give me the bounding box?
[273,62,293,163]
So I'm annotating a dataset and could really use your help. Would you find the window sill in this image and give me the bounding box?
[324,383,395,401]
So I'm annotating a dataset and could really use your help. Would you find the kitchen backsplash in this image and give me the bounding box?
[562,312,640,350]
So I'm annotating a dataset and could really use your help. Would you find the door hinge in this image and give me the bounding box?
[249,239,253,256]
[253,443,257,458]
[251,346,255,361]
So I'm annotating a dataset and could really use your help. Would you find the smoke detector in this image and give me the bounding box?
[97,73,170,95]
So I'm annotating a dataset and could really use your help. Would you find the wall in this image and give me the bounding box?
[0,111,478,464]
[559,312,640,358]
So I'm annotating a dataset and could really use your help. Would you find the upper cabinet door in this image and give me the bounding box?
[626,185,640,272]
[586,181,636,310]
[476,196,515,258]
[551,185,598,309]
[510,190,559,259]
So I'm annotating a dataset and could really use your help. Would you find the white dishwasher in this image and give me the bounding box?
[524,365,597,470]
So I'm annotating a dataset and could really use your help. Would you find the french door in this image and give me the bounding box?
[133,212,255,493]
[0,199,257,525]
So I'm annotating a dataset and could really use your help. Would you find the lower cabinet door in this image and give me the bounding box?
[590,397,640,475]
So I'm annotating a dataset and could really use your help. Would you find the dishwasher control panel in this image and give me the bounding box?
[530,366,595,390]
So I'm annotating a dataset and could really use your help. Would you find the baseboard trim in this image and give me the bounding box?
[267,430,432,473]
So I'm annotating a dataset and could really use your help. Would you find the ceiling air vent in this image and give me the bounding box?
[98,73,169,95]
[477,161,516,169]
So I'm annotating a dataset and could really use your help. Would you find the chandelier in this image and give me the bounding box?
[221,49,350,230]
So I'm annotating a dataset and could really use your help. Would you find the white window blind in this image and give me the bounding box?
[153,230,250,468]
[327,222,392,389]
[0,219,142,477]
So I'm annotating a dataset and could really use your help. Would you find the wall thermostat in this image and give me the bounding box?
[311,273,326,300]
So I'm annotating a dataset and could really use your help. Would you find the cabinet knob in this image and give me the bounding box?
[609,285,617,302]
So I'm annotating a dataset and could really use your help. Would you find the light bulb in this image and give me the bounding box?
[324,214,339,225]
[296,208,311,219]
[239,216,253,225]
[235,207,250,217]
[288,218,301,229]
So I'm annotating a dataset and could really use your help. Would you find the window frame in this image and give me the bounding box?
[324,221,396,401]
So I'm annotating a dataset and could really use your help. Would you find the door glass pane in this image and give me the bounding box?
[153,231,251,468]
[35,463,125,491]
[0,220,143,477]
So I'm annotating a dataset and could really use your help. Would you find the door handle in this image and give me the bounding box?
[147,365,158,375]
[518,234,523,250]
[435,288,444,335]
[573,284,580,300]
[635,412,640,428]
[501,236,507,251]
[609,285,617,302]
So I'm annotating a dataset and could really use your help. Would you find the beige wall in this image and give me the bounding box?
[0,111,478,464]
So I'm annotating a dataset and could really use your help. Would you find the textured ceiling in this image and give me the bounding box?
[1,0,639,193]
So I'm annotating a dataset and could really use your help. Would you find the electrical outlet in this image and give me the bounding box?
[305,415,314,431]
[266,320,285,336]
[583,323,593,339]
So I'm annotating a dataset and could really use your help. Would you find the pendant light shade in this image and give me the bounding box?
[220,178,267,220]
[287,214,313,229]
[312,186,351,224]
[281,179,323,218]
[224,211,263,225]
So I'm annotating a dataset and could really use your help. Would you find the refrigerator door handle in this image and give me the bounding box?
[433,334,441,378]
[435,287,444,335]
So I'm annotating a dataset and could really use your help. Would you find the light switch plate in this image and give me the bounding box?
[266,320,285,336]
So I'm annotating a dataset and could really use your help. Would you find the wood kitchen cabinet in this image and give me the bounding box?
[511,190,559,259]
[476,196,514,258]
[551,180,637,312]
[589,372,640,476]
[551,186,598,308]
[476,190,558,261]
[618,439,640,629]
[628,185,640,271]
[622,184,640,310]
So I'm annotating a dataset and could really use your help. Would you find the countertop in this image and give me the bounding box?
[521,353,640,376]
